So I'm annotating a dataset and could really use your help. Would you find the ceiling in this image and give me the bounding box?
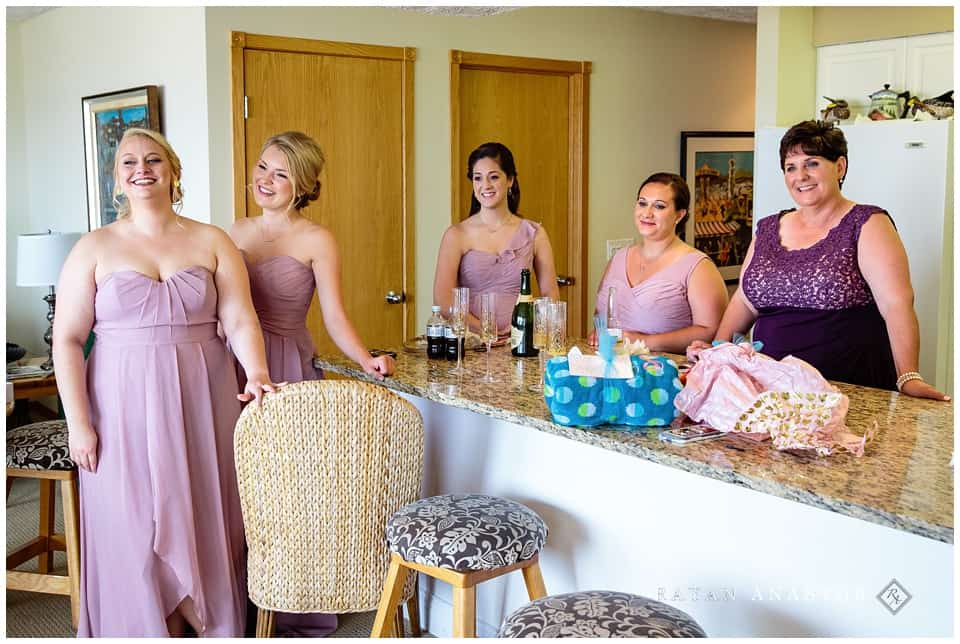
[8,5,758,24]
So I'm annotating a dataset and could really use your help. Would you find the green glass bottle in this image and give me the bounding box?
[510,269,538,357]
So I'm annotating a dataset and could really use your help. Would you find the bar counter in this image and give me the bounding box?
[315,344,953,637]
[316,343,952,542]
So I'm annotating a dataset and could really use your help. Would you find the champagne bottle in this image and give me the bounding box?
[510,269,538,357]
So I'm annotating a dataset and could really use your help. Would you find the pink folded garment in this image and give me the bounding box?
[676,343,876,456]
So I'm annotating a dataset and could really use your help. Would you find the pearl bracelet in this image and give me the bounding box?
[896,371,923,391]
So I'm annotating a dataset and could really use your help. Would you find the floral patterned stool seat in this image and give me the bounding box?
[498,590,708,638]
[6,419,82,629]
[371,494,550,638]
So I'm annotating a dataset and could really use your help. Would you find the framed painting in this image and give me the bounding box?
[82,86,160,230]
[680,131,754,282]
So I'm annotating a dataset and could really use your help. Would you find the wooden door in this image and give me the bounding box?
[231,32,415,355]
[451,50,590,339]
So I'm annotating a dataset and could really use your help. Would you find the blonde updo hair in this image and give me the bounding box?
[111,128,184,218]
[260,131,325,211]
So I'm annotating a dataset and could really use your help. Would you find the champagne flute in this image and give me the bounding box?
[449,287,470,376]
[528,297,552,392]
[479,293,497,383]
[548,300,567,356]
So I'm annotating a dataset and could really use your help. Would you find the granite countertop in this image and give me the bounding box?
[315,344,954,543]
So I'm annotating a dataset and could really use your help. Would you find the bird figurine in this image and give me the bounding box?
[820,97,850,123]
[906,90,954,120]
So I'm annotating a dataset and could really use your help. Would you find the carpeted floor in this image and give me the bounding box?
[6,477,423,637]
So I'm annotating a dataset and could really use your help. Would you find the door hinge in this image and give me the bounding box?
[243,96,248,119]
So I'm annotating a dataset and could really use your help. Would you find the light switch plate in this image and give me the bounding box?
[606,238,633,260]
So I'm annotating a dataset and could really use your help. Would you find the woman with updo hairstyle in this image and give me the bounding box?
[54,128,278,635]
[230,131,394,387]
[590,172,728,353]
[229,131,394,633]
[433,141,559,334]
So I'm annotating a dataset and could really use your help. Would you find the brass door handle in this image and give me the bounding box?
[556,275,575,286]
[385,291,405,304]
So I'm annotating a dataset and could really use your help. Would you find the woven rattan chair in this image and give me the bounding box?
[234,380,424,637]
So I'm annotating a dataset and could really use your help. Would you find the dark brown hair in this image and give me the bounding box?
[637,172,690,212]
[778,120,848,171]
[466,142,520,215]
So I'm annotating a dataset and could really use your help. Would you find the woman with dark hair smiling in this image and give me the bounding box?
[433,142,559,334]
[689,120,948,400]
[590,172,727,353]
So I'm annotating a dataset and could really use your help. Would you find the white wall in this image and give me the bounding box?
[4,7,210,352]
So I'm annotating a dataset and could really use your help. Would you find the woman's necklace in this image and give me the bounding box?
[479,213,511,234]
[259,214,292,243]
[636,237,678,273]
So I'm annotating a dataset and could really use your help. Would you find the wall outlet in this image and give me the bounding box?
[606,238,633,260]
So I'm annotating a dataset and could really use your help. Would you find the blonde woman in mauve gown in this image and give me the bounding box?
[53,128,279,637]
[228,131,394,636]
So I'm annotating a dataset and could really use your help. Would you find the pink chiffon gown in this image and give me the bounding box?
[244,253,338,637]
[78,266,246,637]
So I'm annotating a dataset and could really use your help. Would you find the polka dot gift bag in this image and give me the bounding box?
[543,351,683,428]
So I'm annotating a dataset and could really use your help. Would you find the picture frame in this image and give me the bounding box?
[82,85,160,230]
[680,131,754,282]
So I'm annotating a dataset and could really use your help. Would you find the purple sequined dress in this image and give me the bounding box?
[741,205,897,390]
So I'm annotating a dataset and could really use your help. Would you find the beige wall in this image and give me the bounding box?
[204,6,756,331]
[775,7,816,127]
[813,6,953,46]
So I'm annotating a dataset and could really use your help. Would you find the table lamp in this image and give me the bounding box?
[16,230,83,371]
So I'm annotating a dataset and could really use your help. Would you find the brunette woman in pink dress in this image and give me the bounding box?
[433,142,559,334]
[229,131,393,636]
[53,129,279,637]
[590,173,728,353]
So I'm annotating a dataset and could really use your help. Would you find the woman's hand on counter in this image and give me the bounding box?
[900,378,951,402]
[362,354,395,380]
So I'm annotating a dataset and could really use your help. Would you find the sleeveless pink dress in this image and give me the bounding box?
[244,254,337,637]
[458,219,539,330]
[596,247,709,334]
[79,266,246,636]
[243,254,322,383]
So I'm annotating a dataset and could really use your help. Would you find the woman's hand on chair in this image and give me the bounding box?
[238,372,285,406]
[69,423,99,473]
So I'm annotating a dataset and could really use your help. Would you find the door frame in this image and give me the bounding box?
[449,49,591,338]
[230,31,417,339]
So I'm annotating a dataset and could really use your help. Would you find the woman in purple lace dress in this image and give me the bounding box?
[433,142,559,334]
[53,128,279,636]
[696,120,947,400]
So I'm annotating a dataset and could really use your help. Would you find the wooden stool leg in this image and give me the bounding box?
[61,476,81,629]
[255,608,275,637]
[521,561,548,601]
[451,585,476,638]
[37,479,55,573]
[394,607,405,637]
[371,554,409,637]
[406,575,422,637]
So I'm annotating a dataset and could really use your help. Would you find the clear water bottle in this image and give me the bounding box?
[426,305,446,360]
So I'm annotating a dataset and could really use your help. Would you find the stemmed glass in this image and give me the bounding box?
[529,297,552,392]
[479,293,497,383]
[449,287,470,376]
[548,300,568,356]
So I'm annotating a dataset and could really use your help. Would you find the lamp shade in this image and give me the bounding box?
[16,231,84,287]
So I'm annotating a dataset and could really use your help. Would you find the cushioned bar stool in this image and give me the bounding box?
[372,493,549,638]
[498,590,708,638]
[6,419,82,629]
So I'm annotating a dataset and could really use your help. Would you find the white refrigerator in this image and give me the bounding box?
[753,119,953,394]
